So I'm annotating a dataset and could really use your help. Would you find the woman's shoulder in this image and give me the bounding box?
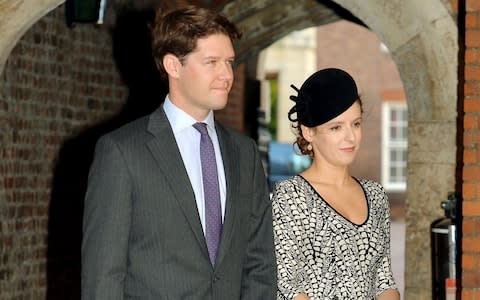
[272,175,307,200]
[273,175,305,190]
[271,176,311,213]
[357,178,385,192]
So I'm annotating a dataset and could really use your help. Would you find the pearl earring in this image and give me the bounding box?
[307,143,313,151]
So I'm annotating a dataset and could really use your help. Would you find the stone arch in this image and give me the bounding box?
[224,0,457,299]
[334,3,457,299]
[0,0,64,74]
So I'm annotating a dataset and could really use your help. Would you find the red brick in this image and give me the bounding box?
[464,165,480,180]
[464,183,477,200]
[466,29,480,47]
[465,149,478,163]
[461,289,473,299]
[465,81,480,97]
[463,236,480,252]
[465,98,480,112]
[467,0,480,11]
[464,130,476,145]
[463,254,475,270]
[463,271,480,288]
[464,201,480,216]
[463,218,476,235]
[466,13,479,29]
[464,114,478,129]
[466,66,480,80]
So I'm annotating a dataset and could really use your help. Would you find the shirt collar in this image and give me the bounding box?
[163,95,215,134]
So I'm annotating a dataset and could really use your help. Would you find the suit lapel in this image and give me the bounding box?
[146,108,209,258]
[215,124,240,267]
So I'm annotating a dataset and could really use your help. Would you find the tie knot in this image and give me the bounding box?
[193,122,209,135]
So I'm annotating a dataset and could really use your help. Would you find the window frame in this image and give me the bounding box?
[381,102,408,192]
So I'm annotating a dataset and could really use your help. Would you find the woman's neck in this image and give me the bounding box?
[301,160,351,187]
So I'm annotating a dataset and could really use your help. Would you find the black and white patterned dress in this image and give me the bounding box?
[272,175,397,300]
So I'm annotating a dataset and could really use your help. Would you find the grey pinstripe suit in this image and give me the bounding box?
[81,107,276,299]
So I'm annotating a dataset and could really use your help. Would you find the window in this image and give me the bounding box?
[382,102,407,191]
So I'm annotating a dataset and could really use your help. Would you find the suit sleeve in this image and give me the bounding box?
[240,139,277,300]
[81,135,132,300]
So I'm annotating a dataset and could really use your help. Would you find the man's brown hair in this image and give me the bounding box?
[151,5,242,79]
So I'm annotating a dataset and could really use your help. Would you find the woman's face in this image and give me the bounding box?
[303,101,362,167]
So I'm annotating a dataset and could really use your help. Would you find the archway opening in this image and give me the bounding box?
[256,21,407,297]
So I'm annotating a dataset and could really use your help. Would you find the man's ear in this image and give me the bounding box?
[163,54,181,78]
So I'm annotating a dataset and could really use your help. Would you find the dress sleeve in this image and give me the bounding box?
[272,181,308,300]
[375,187,398,296]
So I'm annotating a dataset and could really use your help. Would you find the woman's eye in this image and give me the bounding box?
[330,126,340,131]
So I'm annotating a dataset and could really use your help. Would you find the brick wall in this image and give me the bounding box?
[216,63,246,133]
[0,5,129,299]
[463,0,480,298]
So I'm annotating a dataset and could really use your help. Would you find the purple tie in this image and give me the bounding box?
[193,122,222,265]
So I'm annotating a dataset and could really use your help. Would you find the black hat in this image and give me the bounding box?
[288,68,359,127]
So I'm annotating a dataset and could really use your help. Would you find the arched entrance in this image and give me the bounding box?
[224,1,458,298]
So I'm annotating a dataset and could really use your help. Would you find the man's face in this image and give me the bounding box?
[173,33,235,120]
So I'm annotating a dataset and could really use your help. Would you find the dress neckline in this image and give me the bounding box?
[295,174,370,226]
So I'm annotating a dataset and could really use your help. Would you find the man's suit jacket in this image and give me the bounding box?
[81,107,276,300]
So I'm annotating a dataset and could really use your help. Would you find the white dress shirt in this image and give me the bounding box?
[162,96,226,233]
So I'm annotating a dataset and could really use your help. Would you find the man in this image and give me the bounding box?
[81,5,276,300]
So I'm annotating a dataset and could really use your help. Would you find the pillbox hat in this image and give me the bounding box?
[288,68,359,127]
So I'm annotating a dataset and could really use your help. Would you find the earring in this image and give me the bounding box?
[307,143,313,151]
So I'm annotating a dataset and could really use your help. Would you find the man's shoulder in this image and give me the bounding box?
[100,115,151,145]
[216,122,254,145]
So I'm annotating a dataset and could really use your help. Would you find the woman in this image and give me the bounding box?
[272,68,400,300]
